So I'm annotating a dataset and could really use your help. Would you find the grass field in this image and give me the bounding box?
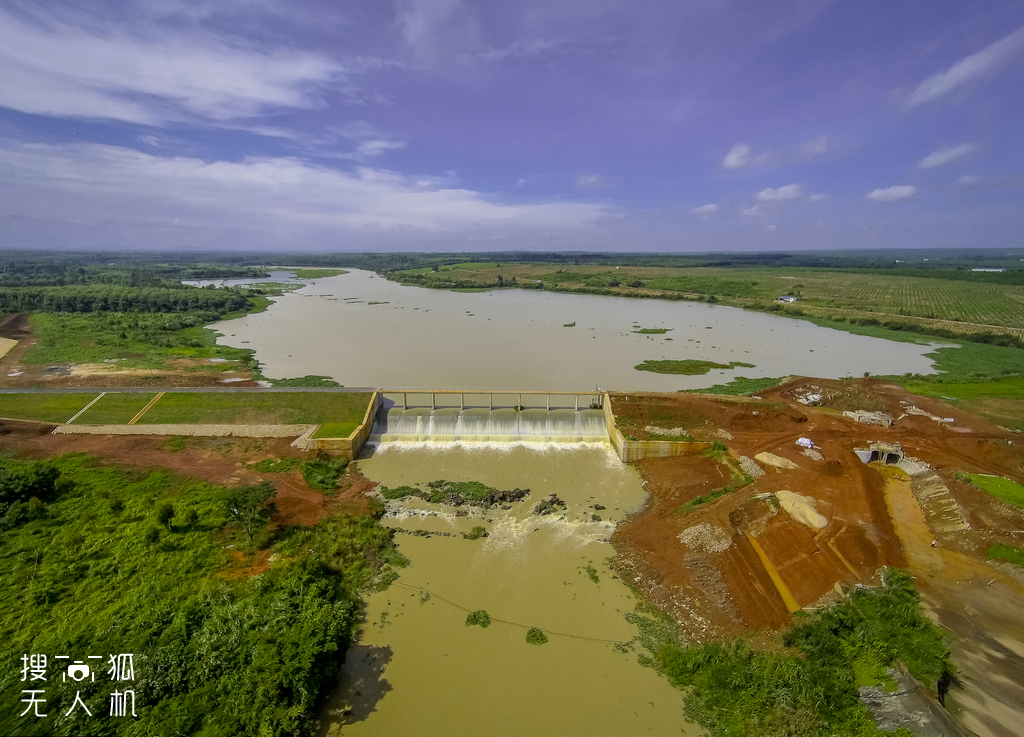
[964,474,1024,509]
[312,422,360,438]
[138,392,373,426]
[989,543,1024,568]
[286,268,349,279]
[0,393,98,423]
[72,392,158,424]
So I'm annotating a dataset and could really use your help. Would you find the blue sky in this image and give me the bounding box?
[1,0,1023,252]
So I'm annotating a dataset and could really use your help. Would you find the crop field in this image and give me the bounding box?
[0,393,99,423]
[389,263,1024,331]
[137,391,373,426]
[72,392,158,424]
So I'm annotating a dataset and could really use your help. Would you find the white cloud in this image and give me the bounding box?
[954,174,1024,190]
[740,205,762,217]
[808,194,828,202]
[575,173,618,190]
[802,136,829,155]
[917,142,976,169]
[689,203,717,218]
[757,184,803,202]
[906,25,1024,108]
[0,8,344,125]
[865,185,916,202]
[0,141,609,238]
[764,224,776,232]
[722,142,769,169]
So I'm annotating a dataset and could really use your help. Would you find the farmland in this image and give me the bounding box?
[387,263,1024,335]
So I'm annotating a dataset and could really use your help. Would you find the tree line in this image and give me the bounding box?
[0,285,251,315]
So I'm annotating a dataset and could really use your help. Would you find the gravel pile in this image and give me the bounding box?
[738,456,765,478]
[800,447,825,461]
[678,522,732,553]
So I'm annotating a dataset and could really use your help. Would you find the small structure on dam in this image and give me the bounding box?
[370,390,608,444]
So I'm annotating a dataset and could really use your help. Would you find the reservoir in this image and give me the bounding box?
[204,270,941,390]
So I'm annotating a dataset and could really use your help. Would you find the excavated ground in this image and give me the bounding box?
[0,419,375,526]
[611,377,1024,736]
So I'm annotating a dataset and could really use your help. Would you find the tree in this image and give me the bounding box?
[224,481,277,541]
[180,507,199,530]
[156,502,175,532]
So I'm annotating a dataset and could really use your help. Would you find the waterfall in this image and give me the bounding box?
[369,407,608,445]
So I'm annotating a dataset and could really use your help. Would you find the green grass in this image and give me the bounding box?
[72,392,157,424]
[138,392,372,426]
[23,311,256,369]
[0,393,98,423]
[0,454,403,737]
[286,268,348,279]
[312,421,360,439]
[249,457,300,473]
[988,543,1024,568]
[963,473,1024,509]
[301,455,349,492]
[682,376,786,396]
[635,359,755,375]
[264,375,342,388]
[634,327,672,334]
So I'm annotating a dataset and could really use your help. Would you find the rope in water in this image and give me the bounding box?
[389,580,631,646]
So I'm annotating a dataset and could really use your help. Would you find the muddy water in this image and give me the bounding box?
[317,444,701,736]
[207,269,940,390]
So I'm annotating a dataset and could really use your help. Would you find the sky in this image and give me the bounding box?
[0,0,1023,253]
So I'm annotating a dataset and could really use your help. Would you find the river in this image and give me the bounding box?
[316,444,702,736]
[201,269,940,390]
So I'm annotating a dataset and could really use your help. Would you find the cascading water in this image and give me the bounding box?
[369,406,608,445]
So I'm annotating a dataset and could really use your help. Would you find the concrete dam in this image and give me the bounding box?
[369,391,609,445]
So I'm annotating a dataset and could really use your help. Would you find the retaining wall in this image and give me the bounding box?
[307,390,382,460]
[602,393,712,462]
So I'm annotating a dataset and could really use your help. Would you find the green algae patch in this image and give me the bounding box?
[634,359,755,375]
[526,628,549,645]
[465,610,491,628]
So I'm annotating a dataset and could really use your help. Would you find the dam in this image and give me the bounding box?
[369,391,608,445]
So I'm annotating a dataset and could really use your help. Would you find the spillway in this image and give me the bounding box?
[369,406,608,445]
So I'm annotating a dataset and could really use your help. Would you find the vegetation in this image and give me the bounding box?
[286,268,348,279]
[224,480,277,540]
[0,284,251,315]
[464,525,487,541]
[526,628,549,645]
[0,393,99,423]
[988,543,1024,568]
[634,327,672,334]
[311,422,360,439]
[137,391,372,426]
[73,392,158,425]
[300,453,349,492]
[377,480,499,505]
[0,454,403,737]
[249,458,300,473]
[635,360,756,376]
[682,376,786,396]
[24,311,255,368]
[651,569,952,737]
[263,375,342,388]
[962,474,1024,509]
[465,610,492,628]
